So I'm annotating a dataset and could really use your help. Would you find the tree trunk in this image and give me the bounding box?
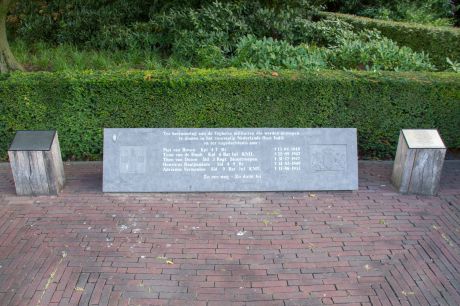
[0,0,23,73]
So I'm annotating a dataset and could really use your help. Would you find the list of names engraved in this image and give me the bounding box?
[160,130,302,181]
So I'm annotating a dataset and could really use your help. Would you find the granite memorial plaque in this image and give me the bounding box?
[103,128,358,192]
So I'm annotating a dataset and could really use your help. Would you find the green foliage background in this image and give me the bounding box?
[326,0,459,26]
[0,69,458,161]
[7,1,459,72]
[324,12,460,69]
[8,0,322,45]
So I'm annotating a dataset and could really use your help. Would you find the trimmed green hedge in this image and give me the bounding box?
[321,12,460,70]
[0,69,459,160]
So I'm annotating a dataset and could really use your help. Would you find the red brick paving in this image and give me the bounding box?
[0,161,459,306]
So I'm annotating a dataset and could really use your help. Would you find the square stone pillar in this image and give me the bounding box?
[8,131,65,196]
[391,129,446,196]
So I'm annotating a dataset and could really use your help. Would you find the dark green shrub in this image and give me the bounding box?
[302,18,355,46]
[91,23,161,51]
[321,12,460,69]
[156,2,251,60]
[9,1,446,73]
[0,69,458,161]
[244,5,320,44]
[231,28,434,72]
[329,29,435,71]
[326,0,454,26]
[8,0,324,46]
[10,0,153,45]
[149,1,322,61]
[232,35,328,70]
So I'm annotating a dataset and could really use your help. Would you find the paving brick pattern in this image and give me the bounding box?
[0,161,459,306]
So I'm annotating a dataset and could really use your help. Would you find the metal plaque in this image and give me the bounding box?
[9,130,56,151]
[402,129,445,149]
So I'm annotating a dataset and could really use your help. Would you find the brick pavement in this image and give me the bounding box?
[0,161,459,306]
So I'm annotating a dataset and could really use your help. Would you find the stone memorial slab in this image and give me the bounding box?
[103,128,358,192]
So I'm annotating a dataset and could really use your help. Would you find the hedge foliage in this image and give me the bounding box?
[0,69,459,161]
[322,12,460,69]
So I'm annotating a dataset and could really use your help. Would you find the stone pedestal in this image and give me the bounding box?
[391,129,446,196]
[8,131,65,196]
